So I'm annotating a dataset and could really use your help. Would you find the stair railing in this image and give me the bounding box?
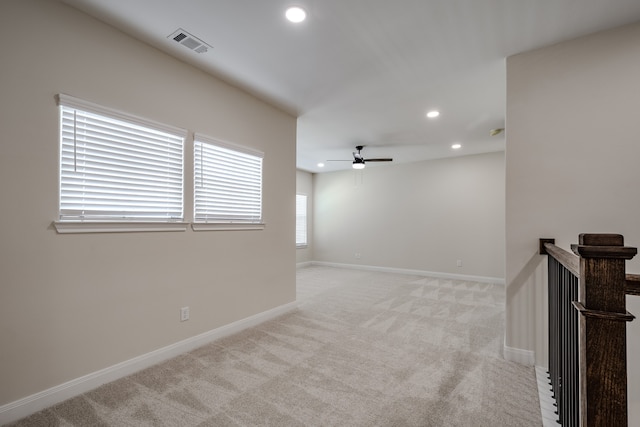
[540,233,637,427]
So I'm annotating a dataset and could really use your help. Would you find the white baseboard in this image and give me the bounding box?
[0,301,298,425]
[311,261,505,285]
[503,343,536,366]
[296,261,312,269]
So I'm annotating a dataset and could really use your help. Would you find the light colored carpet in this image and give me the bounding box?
[8,266,541,426]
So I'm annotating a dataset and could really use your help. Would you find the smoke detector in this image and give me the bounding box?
[168,29,212,54]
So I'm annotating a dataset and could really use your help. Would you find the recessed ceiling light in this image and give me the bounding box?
[451,143,462,150]
[286,6,307,23]
[426,110,440,118]
[317,162,325,168]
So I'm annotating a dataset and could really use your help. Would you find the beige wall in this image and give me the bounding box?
[313,152,505,279]
[506,21,640,422]
[296,170,314,264]
[0,0,296,406]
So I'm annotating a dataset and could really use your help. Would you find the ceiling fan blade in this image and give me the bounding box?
[326,147,393,166]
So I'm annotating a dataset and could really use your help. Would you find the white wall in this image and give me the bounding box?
[296,170,314,265]
[313,152,505,280]
[505,21,640,423]
[0,0,296,407]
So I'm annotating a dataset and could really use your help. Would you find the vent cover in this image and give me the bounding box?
[168,28,212,54]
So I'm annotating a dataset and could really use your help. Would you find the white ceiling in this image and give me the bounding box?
[62,0,640,173]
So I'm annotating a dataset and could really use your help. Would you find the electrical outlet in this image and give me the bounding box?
[355,252,362,259]
[456,260,463,267]
[180,306,190,322]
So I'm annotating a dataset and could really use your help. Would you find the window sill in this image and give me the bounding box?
[53,221,265,234]
[53,221,189,234]
[191,222,266,231]
[296,244,308,249]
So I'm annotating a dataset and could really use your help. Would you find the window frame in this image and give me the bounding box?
[53,94,188,234]
[192,134,265,231]
[296,194,308,248]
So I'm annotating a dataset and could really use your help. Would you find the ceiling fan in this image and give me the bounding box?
[328,145,393,169]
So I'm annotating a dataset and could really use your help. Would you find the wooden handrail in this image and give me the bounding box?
[542,239,639,296]
[541,240,579,277]
[627,274,640,296]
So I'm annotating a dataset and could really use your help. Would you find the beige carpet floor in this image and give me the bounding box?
[8,266,541,426]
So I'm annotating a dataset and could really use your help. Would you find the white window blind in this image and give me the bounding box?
[296,194,307,247]
[194,135,263,223]
[57,95,185,222]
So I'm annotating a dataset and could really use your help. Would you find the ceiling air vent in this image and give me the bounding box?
[168,28,212,54]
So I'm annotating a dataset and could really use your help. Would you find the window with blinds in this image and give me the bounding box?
[194,135,263,223]
[296,194,307,247]
[57,94,185,222]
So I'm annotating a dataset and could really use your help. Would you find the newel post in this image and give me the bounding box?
[571,234,636,427]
